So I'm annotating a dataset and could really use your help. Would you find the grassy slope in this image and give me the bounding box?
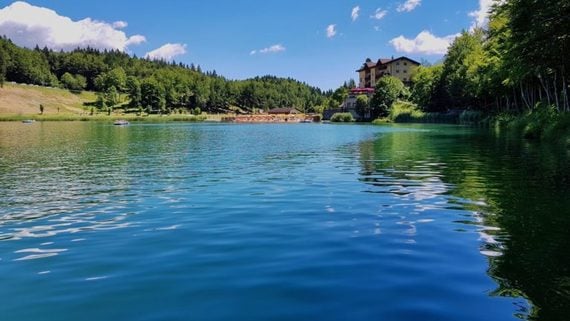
[0,82,96,115]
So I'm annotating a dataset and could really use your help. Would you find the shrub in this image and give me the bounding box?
[543,113,570,143]
[388,101,424,122]
[330,112,354,122]
[372,118,391,124]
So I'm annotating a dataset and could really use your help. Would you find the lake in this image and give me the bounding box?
[0,122,568,321]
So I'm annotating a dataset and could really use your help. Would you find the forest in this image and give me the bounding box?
[0,0,568,122]
[409,0,569,114]
[0,37,328,114]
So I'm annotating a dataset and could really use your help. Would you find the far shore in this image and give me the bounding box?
[0,113,213,122]
[0,112,320,123]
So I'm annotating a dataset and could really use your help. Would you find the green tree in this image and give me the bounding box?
[328,86,349,109]
[105,86,120,107]
[60,72,76,89]
[107,67,127,92]
[126,76,142,107]
[370,76,407,118]
[96,93,106,110]
[0,46,6,88]
[410,65,446,112]
[94,67,127,93]
[355,95,370,119]
[140,78,165,113]
[60,72,87,92]
[441,29,486,108]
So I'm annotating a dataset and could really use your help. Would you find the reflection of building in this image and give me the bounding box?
[357,56,420,88]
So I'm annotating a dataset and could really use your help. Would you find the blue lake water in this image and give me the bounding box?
[0,122,568,320]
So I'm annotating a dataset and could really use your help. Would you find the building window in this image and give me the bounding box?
[404,70,407,73]
[403,78,407,81]
[396,70,400,73]
[404,62,408,66]
[396,62,400,66]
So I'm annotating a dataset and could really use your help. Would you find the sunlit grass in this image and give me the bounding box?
[0,113,207,122]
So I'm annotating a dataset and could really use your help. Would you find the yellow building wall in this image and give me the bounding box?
[370,68,377,87]
[359,70,366,88]
[384,60,415,83]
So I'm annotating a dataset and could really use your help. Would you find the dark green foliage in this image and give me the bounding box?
[354,95,370,118]
[328,87,349,109]
[370,76,408,118]
[411,65,447,112]
[0,37,325,114]
[126,76,142,107]
[0,45,6,87]
[441,29,486,108]
[409,0,570,115]
[2,38,55,86]
[60,72,87,92]
[140,78,165,113]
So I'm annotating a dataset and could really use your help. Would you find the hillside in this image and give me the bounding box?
[0,83,96,115]
[0,38,328,114]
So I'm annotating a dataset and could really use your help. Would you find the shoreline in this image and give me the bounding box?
[0,113,210,122]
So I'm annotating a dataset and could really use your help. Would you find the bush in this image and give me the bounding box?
[543,113,570,144]
[388,101,425,122]
[330,112,354,122]
[372,118,391,124]
[492,105,570,143]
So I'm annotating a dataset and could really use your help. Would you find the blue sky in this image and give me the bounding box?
[0,0,492,90]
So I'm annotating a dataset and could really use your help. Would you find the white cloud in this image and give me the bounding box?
[397,0,421,13]
[126,35,146,46]
[112,20,128,29]
[469,0,495,30]
[250,44,286,55]
[145,43,187,61]
[389,30,459,55]
[326,24,337,38]
[0,1,146,51]
[351,6,360,21]
[260,44,285,54]
[371,8,388,20]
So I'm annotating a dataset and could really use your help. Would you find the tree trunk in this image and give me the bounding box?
[553,71,560,111]
[562,68,569,112]
[521,83,533,110]
[538,73,551,106]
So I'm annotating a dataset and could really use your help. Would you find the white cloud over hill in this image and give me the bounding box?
[145,43,187,61]
[0,1,146,51]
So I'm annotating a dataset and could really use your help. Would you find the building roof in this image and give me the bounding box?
[383,56,421,66]
[357,56,421,71]
[268,107,301,114]
[356,61,377,72]
[350,88,375,95]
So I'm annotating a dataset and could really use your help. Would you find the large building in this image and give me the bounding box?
[356,56,420,88]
